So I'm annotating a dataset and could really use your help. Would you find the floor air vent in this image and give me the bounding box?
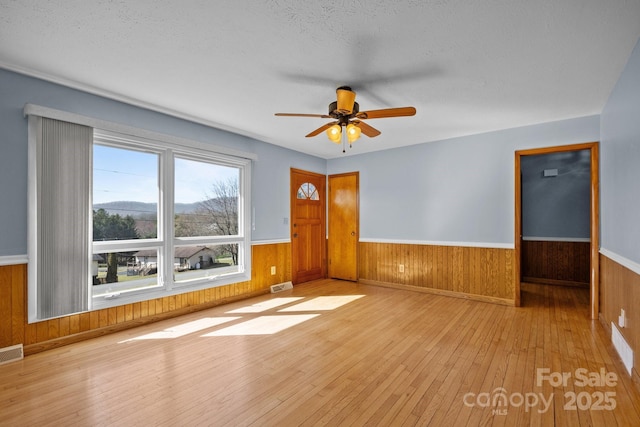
[611,323,634,375]
[0,344,24,366]
[270,281,293,293]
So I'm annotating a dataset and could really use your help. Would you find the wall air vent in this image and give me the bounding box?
[270,281,293,293]
[0,344,24,365]
[611,323,634,375]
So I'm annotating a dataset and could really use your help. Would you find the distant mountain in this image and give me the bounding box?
[94,201,201,217]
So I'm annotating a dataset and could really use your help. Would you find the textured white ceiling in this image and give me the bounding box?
[1,0,640,158]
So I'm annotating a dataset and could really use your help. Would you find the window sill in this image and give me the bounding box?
[90,270,251,311]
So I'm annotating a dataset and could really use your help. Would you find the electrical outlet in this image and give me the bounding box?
[399,264,405,273]
[619,308,626,328]
[270,266,276,275]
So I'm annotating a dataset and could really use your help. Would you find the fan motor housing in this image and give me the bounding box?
[329,101,359,118]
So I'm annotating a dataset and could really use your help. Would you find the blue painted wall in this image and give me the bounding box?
[328,116,599,246]
[601,37,640,265]
[0,69,325,256]
[521,150,591,239]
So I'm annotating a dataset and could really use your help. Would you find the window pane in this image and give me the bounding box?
[93,145,159,240]
[297,182,319,200]
[308,183,319,200]
[174,244,240,283]
[92,250,159,297]
[174,158,240,238]
[297,185,307,199]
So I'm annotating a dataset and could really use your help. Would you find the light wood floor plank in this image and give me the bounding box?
[1,280,639,426]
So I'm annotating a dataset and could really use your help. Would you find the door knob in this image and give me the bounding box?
[293,233,298,238]
[351,231,356,236]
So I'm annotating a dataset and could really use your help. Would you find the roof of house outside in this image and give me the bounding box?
[134,246,211,258]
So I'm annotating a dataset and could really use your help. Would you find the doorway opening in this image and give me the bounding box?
[515,142,599,319]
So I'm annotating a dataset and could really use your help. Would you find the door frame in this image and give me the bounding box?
[514,142,599,318]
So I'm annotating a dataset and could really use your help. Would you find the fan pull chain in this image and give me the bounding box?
[342,125,346,153]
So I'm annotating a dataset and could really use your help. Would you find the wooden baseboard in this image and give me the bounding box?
[359,279,515,306]
[522,276,589,288]
[599,312,611,332]
[24,289,269,356]
[634,367,640,394]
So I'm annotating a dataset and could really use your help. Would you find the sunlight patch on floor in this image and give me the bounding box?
[278,295,365,312]
[202,314,320,336]
[225,297,305,313]
[119,317,240,342]
[118,294,365,340]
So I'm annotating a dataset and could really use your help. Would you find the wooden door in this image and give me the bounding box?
[290,169,326,284]
[328,172,359,281]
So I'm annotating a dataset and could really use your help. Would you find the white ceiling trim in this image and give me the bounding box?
[3,60,267,148]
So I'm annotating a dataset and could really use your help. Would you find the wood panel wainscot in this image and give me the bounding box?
[521,239,590,287]
[599,253,640,382]
[0,242,291,355]
[359,242,515,305]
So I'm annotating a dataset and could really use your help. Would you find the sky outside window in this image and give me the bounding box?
[93,147,239,205]
[93,144,159,205]
[174,157,239,204]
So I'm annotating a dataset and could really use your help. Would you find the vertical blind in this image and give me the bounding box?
[35,117,92,319]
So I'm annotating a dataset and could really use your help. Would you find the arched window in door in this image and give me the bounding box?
[297,182,319,200]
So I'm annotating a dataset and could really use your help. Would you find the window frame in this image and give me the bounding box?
[26,104,254,321]
[91,137,164,300]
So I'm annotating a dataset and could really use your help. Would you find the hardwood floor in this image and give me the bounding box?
[1,280,639,426]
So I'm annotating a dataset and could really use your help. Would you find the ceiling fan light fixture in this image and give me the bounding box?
[326,124,342,143]
[275,86,415,151]
[346,123,361,143]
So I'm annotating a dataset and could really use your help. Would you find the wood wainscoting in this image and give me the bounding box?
[599,253,640,381]
[521,239,590,287]
[0,242,291,355]
[359,242,515,305]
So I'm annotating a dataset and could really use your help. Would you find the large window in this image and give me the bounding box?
[27,109,252,322]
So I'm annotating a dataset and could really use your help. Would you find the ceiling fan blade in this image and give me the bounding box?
[306,121,338,137]
[336,86,356,114]
[356,106,416,120]
[275,113,332,118]
[352,120,381,138]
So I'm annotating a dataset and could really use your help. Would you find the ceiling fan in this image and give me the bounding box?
[275,86,416,151]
